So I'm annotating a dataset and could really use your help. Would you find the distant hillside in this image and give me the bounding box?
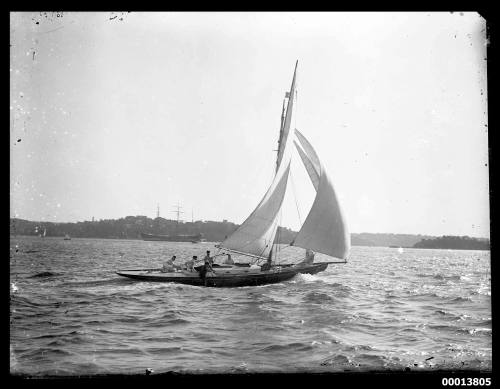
[413,235,490,250]
[10,217,486,249]
[350,232,435,247]
[10,217,239,242]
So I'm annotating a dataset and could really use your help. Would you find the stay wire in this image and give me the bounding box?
[289,169,302,226]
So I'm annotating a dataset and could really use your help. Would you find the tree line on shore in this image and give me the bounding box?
[412,235,489,250]
[10,216,489,250]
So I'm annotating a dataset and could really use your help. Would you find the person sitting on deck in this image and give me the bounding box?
[223,253,234,265]
[260,250,273,271]
[301,249,315,265]
[184,256,196,272]
[162,255,176,273]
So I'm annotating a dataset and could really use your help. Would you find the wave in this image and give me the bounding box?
[294,273,321,283]
[29,271,60,278]
[302,291,335,304]
[62,278,131,287]
[16,347,74,359]
[145,318,191,327]
[416,273,466,282]
[259,342,313,353]
[320,354,351,366]
[458,327,492,336]
[450,296,473,302]
[144,346,187,355]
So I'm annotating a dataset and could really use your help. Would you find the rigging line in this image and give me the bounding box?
[294,82,298,131]
[277,208,283,264]
[289,169,302,226]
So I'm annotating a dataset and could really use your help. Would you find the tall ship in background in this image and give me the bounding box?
[140,204,203,243]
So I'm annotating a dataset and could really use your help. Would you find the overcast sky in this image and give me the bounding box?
[10,12,489,237]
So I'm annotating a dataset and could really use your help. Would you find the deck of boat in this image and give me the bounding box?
[116,262,328,287]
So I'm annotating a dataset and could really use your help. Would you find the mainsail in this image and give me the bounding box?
[220,158,292,258]
[292,129,350,260]
[220,83,297,259]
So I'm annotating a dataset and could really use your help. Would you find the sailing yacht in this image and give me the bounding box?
[117,61,350,287]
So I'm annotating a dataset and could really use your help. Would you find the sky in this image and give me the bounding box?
[10,12,489,238]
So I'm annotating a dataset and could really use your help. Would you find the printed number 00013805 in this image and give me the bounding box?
[442,378,491,386]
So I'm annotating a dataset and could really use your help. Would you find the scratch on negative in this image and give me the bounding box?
[40,26,65,34]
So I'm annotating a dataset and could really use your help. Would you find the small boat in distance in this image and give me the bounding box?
[37,227,47,238]
[64,234,71,240]
[118,61,350,287]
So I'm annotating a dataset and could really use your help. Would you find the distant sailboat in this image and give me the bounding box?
[118,61,350,286]
[64,234,71,240]
[37,227,46,238]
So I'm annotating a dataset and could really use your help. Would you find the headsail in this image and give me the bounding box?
[294,140,319,191]
[292,129,350,260]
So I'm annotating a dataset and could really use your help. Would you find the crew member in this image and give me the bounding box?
[204,250,213,267]
[184,256,196,272]
[223,253,234,265]
[162,255,176,272]
[303,249,315,265]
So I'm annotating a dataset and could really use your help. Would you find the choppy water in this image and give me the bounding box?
[10,236,491,375]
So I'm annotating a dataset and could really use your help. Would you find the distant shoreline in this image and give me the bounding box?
[10,234,490,251]
[10,217,489,250]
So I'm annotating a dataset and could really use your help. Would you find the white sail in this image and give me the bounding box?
[294,140,319,191]
[220,161,291,258]
[292,130,350,260]
[276,61,298,171]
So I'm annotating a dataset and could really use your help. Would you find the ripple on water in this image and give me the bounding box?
[259,342,314,353]
[9,239,491,374]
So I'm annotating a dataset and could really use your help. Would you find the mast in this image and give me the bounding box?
[219,63,296,261]
[276,99,286,173]
[173,203,183,225]
[275,60,298,172]
[156,203,160,218]
[271,60,298,263]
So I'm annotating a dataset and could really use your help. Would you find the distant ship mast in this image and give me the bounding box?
[173,203,183,226]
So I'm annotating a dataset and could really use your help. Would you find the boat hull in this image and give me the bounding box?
[116,263,329,287]
[296,262,328,275]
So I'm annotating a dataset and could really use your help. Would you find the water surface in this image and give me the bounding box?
[10,236,491,375]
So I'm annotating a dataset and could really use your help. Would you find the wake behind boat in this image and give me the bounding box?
[117,61,350,287]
